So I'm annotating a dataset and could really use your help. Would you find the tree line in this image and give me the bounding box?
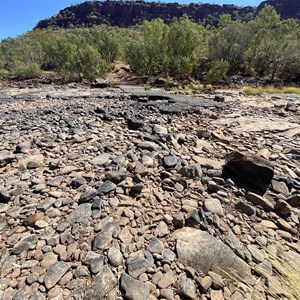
[0,5,299,83]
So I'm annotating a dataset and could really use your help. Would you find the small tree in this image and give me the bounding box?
[166,15,207,79]
[125,18,169,76]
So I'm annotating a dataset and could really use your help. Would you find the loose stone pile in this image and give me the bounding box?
[0,84,299,300]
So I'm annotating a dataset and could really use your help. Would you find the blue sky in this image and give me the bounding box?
[0,0,261,41]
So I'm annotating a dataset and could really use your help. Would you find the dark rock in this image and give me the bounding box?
[235,200,256,216]
[92,197,103,210]
[257,0,300,20]
[196,129,211,139]
[0,191,10,203]
[44,261,70,289]
[79,188,98,203]
[26,161,41,169]
[11,286,31,300]
[91,78,109,88]
[173,213,185,229]
[74,265,90,278]
[275,200,292,215]
[47,176,64,187]
[71,176,87,188]
[98,180,116,194]
[178,164,202,178]
[224,151,274,191]
[214,95,225,103]
[163,155,178,168]
[185,210,201,228]
[105,171,127,184]
[85,265,117,299]
[93,221,120,250]
[120,273,150,300]
[130,182,144,194]
[127,256,150,279]
[127,117,144,130]
[12,234,38,255]
[36,1,259,32]
[90,257,106,274]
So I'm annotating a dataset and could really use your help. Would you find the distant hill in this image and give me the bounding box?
[35,0,299,30]
[257,0,300,19]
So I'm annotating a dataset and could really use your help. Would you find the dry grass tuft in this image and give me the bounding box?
[243,86,300,95]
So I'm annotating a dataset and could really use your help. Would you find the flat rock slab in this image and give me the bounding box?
[212,115,300,135]
[171,227,251,279]
[119,85,226,109]
[44,261,70,289]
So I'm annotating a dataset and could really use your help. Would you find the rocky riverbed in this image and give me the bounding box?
[0,83,300,300]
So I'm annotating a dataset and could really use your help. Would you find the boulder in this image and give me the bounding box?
[224,151,274,191]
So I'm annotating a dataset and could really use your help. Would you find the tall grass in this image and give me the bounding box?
[243,86,300,95]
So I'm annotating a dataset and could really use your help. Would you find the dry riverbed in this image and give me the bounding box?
[0,84,300,300]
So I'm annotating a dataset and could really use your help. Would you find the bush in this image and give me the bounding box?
[166,15,207,79]
[205,59,229,83]
[125,19,169,76]
[12,63,42,79]
[48,34,107,79]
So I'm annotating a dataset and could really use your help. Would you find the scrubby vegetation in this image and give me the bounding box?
[0,6,300,83]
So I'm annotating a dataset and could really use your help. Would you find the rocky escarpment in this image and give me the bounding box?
[34,0,300,31]
[35,0,256,29]
[257,0,300,19]
[0,83,300,299]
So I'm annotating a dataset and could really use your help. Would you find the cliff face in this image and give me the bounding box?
[35,1,255,29]
[35,0,299,30]
[257,0,300,19]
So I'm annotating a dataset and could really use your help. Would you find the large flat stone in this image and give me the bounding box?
[172,228,251,279]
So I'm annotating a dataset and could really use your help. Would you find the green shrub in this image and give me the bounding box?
[48,34,107,79]
[125,19,169,76]
[205,59,229,83]
[12,63,42,79]
[166,15,207,79]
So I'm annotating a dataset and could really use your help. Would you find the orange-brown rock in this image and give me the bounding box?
[23,212,45,227]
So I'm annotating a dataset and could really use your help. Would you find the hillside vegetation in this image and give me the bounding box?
[0,6,300,83]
